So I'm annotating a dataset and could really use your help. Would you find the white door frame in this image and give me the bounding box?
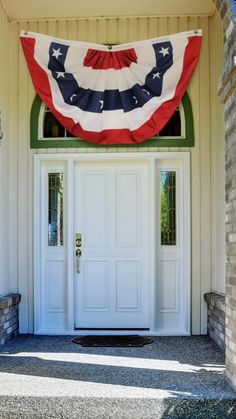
[34,152,190,335]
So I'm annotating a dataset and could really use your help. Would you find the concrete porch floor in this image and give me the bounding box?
[0,335,235,418]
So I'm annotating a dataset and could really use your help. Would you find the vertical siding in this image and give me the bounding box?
[16,20,30,333]
[9,14,224,333]
[187,16,202,334]
[0,3,9,295]
[199,16,211,334]
[8,22,19,296]
[209,11,225,294]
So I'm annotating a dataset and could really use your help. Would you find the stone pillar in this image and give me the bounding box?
[217,0,236,389]
[0,293,21,344]
[224,86,236,389]
[204,293,225,352]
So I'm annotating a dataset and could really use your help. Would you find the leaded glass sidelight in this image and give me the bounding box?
[48,173,64,246]
[160,171,176,246]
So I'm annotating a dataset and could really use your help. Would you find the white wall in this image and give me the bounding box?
[0,2,10,296]
[210,11,225,294]
[6,12,225,333]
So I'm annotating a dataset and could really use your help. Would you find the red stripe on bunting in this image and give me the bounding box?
[83,48,138,69]
[20,35,201,145]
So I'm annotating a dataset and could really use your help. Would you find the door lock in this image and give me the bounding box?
[75,233,82,273]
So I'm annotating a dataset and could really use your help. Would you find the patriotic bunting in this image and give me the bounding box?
[20,30,202,145]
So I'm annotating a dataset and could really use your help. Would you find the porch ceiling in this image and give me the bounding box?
[2,0,215,21]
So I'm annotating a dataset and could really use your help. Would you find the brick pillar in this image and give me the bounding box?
[224,86,236,389]
[0,293,21,344]
[216,0,236,389]
[204,293,225,352]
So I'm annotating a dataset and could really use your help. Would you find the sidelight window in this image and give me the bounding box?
[160,171,176,246]
[48,173,64,246]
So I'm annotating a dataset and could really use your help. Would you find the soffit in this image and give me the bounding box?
[2,0,215,21]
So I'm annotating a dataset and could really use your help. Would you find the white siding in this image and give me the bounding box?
[209,11,225,294]
[0,3,10,295]
[7,13,224,333]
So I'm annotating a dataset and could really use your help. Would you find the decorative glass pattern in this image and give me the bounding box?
[48,173,64,246]
[160,171,176,246]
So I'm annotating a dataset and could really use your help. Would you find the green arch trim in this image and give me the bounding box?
[30,92,194,148]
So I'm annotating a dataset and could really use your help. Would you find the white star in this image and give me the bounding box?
[133,96,138,105]
[52,48,63,60]
[152,72,161,79]
[159,47,170,57]
[56,72,65,79]
[99,100,104,110]
[142,88,150,95]
[70,94,77,102]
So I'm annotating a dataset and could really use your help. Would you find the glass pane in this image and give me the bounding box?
[44,111,65,138]
[66,129,77,138]
[154,109,181,138]
[48,173,64,246]
[160,171,176,246]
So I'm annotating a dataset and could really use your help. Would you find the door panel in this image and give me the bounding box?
[83,261,109,311]
[83,173,108,246]
[158,259,179,312]
[74,161,150,329]
[115,261,141,311]
[116,172,140,246]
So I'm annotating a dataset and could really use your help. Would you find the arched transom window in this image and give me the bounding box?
[30,92,194,148]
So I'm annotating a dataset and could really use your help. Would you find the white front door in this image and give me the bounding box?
[74,161,150,329]
[35,153,190,335]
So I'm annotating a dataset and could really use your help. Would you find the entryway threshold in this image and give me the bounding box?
[34,329,191,336]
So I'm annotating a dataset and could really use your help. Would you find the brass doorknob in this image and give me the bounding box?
[75,233,82,273]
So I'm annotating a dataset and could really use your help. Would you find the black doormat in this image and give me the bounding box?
[72,335,153,347]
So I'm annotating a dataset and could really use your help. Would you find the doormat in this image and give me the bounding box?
[72,335,153,347]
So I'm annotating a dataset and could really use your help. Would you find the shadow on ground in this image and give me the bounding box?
[0,336,235,418]
[0,353,228,397]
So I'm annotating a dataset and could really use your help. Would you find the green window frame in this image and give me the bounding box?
[30,92,194,148]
